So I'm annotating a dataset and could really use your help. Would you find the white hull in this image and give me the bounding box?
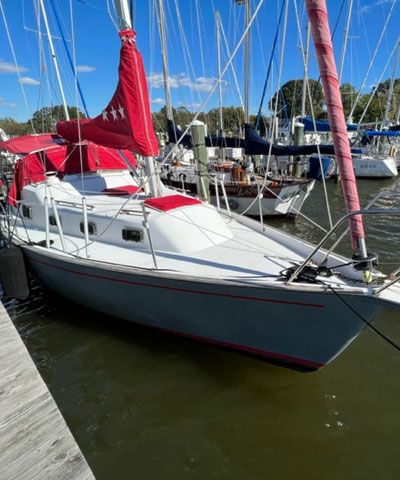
[352,155,398,178]
[1,169,400,371]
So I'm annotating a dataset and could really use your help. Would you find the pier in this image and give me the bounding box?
[0,301,95,479]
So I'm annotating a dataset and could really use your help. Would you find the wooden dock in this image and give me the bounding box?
[0,301,95,480]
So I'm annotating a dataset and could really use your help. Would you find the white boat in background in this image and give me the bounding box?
[1,0,400,372]
[160,157,315,217]
[352,154,398,178]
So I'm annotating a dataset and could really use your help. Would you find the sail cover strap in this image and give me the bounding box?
[306,0,364,251]
[57,29,158,157]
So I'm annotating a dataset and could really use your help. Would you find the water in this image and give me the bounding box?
[3,177,400,480]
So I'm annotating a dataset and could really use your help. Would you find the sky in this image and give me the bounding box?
[0,0,399,122]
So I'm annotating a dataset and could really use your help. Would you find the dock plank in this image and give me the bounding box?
[0,302,95,480]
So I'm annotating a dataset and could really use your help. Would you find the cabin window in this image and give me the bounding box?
[49,215,60,226]
[122,228,144,243]
[80,221,97,236]
[21,204,32,219]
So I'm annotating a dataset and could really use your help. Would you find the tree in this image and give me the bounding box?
[29,105,86,133]
[0,117,32,136]
[269,79,325,119]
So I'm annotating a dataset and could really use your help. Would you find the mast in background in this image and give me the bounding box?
[156,0,173,123]
[37,0,69,120]
[215,10,224,136]
[383,38,400,126]
[300,22,310,120]
[337,0,353,85]
[347,0,396,122]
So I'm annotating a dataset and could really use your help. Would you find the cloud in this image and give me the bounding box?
[18,76,40,86]
[0,97,17,108]
[0,59,28,74]
[76,65,95,73]
[147,72,215,93]
[361,0,392,13]
[151,97,165,105]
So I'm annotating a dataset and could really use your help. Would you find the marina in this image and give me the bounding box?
[0,0,400,478]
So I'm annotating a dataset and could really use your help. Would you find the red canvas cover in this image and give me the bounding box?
[306,0,364,250]
[7,143,137,206]
[0,133,68,155]
[8,149,66,205]
[144,195,201,212]
[57,29,158,156]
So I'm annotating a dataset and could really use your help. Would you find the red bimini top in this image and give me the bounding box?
[5,136,137,206]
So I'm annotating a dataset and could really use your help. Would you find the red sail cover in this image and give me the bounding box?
[306,0,365,251]
[57,29,158,156]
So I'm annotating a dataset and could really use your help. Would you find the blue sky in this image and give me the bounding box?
[0,0,399,122]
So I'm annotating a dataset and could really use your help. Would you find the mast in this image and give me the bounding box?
[234,0,250,123]
[305,0,366,256]
[113,0,131,30]
[244,0,250,124]
[397,96,400,125]
[300,22,310,119]
[383,38,400,126]
[112,0,159,197]
[337,0,353,85]
[215,11,223,136]
[156,0,173,122]
[37,0,69,120]
[347,0,396,122]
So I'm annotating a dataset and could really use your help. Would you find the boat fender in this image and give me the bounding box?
[228,198,239,210]
[0,247,30,299]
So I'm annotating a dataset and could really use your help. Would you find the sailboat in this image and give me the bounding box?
[1,0,400,372]
[156,0,316,218]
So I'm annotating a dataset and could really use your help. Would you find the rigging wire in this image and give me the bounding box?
[0,1,36,134]
[327,284,400,353]
[68,0,85,195]
[49,0,89,117]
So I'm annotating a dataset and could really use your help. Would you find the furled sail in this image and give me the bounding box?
[306,0,365,252]
[57,29,158,157]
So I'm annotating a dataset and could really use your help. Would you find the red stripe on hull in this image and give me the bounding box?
[141,321,325,370]
[28,254,325,308]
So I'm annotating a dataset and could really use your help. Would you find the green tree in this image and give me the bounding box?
[0,117,33,136]
[269,79,325,119]
[29,105,86,133]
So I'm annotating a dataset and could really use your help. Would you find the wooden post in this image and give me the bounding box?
[293,121,304,176]
[191,120,210,202]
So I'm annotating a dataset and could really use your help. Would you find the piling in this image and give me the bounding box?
[293,121,304,177]
[191,120,210,202]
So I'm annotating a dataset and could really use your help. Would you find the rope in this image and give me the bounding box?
[327,284,400,353]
